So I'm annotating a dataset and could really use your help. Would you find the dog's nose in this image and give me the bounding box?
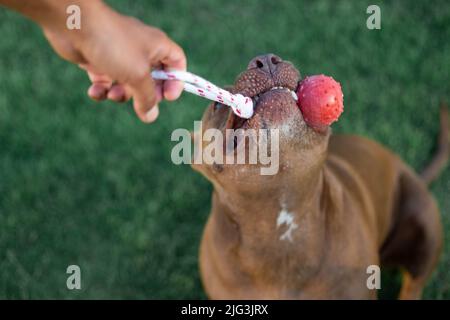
[247,54,282,74]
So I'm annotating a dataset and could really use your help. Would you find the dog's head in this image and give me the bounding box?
[192,54,331,196]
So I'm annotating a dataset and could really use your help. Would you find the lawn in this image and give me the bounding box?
[0,0,449,299]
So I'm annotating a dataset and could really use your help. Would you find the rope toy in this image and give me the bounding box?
[151,70,254,119]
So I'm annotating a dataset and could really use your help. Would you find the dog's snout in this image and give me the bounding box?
[247,54,282,74]
[235,53,299,99]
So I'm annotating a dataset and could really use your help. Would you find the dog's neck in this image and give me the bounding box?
[211,145,328,248]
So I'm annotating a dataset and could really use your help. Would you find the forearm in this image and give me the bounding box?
[0,0,105,29]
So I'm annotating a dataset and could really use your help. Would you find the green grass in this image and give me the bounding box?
[0,0,449,299]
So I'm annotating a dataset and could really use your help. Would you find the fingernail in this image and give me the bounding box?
[88,85,106,100]
[145,105,159,122]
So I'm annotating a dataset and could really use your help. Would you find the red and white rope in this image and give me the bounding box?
[151,70,254,119]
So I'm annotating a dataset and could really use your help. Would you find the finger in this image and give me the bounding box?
[160,40,187,72]
[156,39,187,101]
[154,79,164,102]
[79,64,111,84]
[86,71,113,86]
[88,83,108,101]
[128,75,159,123]
[107,84,131,102]
[163,79,184,101]
[145,105,159,123]
[83,69,114,101]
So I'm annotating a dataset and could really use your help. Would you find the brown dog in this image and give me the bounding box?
[192,54,448,299]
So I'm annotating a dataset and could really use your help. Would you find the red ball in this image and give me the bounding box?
[296,74,344,130]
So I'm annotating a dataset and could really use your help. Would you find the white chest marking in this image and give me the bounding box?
[276,207,298,242]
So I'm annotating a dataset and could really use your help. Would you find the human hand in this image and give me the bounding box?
[41,1,186,123]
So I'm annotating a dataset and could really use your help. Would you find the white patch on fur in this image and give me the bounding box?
[277,206,298,242]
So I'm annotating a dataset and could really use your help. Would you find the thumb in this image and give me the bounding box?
[127,73,161,123]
